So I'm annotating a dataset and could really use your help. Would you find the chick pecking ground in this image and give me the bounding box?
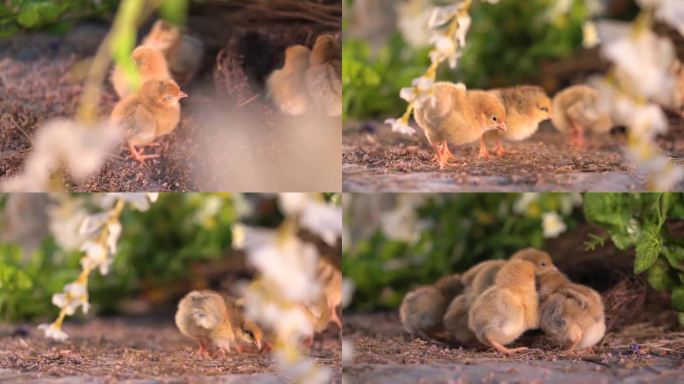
[0,317,341,383]
[343,118,684,192]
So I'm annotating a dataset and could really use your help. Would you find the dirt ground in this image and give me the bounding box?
[342,118,684,192]
[343,312,684,384]
[0,317,341,383]
[0,18,341,192]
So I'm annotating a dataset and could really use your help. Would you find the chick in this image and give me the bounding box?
[110,78,187,163]
[468,260,539,354]
[664,59,684,116]
[399,274,463,339]
[111,46,171,99]
[142,20,204,85]
[414,82,507,169]
[551,85,613,148]
[538,269,606,350]
[175,290,263,357]
[305,34,342,117]
[266,45,312,116]
[316,256,343,329]
[444,248,554,344]
[484,86,552,158]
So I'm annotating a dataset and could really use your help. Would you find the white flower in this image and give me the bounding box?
[48,196,89,250]
[106,220,122,255]
[427,4,459,29]
[454,14,471,48]
[99,193,158,211]
[399,87,417,103]
[38,323,69,341]
[542,212,567,238]
[397,0,433,48]
[429,33,460,68]
[342,338,354,365]
[583,21,599,48]
[80,241,111,275]
[277,194,342,246]
[52,281,89,316]
[513,193,540,214]
[232,193,254,219]
[194,195,223,225]
[385,118,416,136]
[341,278,355,308]
[380,207,418,243]
[651,0,684,37]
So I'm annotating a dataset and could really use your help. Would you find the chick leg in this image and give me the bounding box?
[570,123,586,148]
[128,142,160,163]
[196,339,211,358]
[486,336,528,354]
[330,305,342,329]
[431,141,456,169]
[493,138,506,157]
[478,136,493,160]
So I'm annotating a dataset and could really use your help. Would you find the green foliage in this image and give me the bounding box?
[583,193,684,325]
[344,193,579,311]
[342,0,591,120]
[0,0,118,37]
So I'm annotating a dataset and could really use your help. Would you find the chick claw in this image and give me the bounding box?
[493,140,506,157]
[487,338,528,355]
[128,143,160,164]
[478,137,493,160]
[431,141,458,169]
[197,340,211,358]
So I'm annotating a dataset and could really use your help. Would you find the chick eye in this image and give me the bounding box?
[491,115,498,122]
[245,331,254,339]
[165,96,173,101]
[540,107,549,112]
[540,262,547,267]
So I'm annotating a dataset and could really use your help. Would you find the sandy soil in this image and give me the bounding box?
[343,312,684,384]
[0,317,341,383]
[343,118,684,192]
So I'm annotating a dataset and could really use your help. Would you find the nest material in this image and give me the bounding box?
[601,272,649,332]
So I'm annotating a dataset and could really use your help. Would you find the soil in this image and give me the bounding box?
[0,317,341,383]
[342,118,684,192]
[343,312,684,384]
[0,16,341,192]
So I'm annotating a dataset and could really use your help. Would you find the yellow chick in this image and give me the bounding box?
[143,20,204,85]
[414,82,507,169]
[305,34,342,117]
[266,45,312,116]
[175,290,263,357]
[399,274,463,339]
[538,269,606,350]
[444,248,555,344]
[316,256,343,329]
[109,78,187,163]
[484,86,552,158]
[111,46,172,99]
[468,260,539,354]
[551,85,613,148]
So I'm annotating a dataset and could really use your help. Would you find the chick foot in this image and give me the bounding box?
[431,141,458,169]
[493,139,506,157]
[478,136,493,160]
[487,337,528,355]
[196,340,211,358]
[128,143,160,164]
[570,123,586,149]
[330,307,342,329]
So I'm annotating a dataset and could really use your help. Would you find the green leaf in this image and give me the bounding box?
[672,287,684,312]
[634,224,663,274]
[663,245,684,272]
[16,6,40,27]
[678,312,684,328]
[160,0,188,25]
[646,261,675,292]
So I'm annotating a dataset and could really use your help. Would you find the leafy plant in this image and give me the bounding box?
[583,193,684,325]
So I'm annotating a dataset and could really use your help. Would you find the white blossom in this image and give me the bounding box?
[341,278,355,308]
[342,338,354,365]
[47,196,89,250]
[277,194,342,246]
[513,193,540,214]
[80,241,111,275]
[52,281,89,316]
[427,4,459,29]
[99,193,158,211]
[38,323,69,341]
[542,212,567,238]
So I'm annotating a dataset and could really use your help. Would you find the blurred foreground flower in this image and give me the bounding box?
[39,194,158,341]
[542,212,567,239]
[1,119,121,192]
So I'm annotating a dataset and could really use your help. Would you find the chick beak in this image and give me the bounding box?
[179,91,188,99]
[256,340,262,351]
[497,122,507,132]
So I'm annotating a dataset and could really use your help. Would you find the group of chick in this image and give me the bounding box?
[109,20,202,163]
[400,248,606,354]
[266,34,342,117]
[414,68,684,169]
[174,256,342,357]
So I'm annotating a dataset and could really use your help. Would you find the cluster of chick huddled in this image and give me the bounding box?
[400,248,606,354]
[266,34,342,117]
[174,256,341,357]
[414,64,684,169]
[109,20,203,163]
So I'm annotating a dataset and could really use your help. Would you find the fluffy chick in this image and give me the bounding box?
[468,260,540,354]
[305,34,342,117]
[143,20,204,85]
[111,46,171,99]
[316,256,343,329]
[444,248,555,344]
[664,59,684,116]
[414,82,507,169]
[484,86,552,158]
[110,78,187,163]
[551,85,613,148]
[399,274,463,340]
[538,269,606,350]
[267,45,312,116]
[175,290,263,357]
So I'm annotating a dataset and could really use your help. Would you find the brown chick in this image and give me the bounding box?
[399,274,463,340]
[109,78,187,163]
[664,59,684,116]
[484,86,552,158]
[266,45,312,116]
[305,34,342,117]
[551,85,613,148]
[316,256,343,329]
[414,82,507,169]
[175,290,263,357]
[444,248,555,344]
[142,20,204,85]
[538,269,605,350]
[111,46,171,99]
[468,260,539,354]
